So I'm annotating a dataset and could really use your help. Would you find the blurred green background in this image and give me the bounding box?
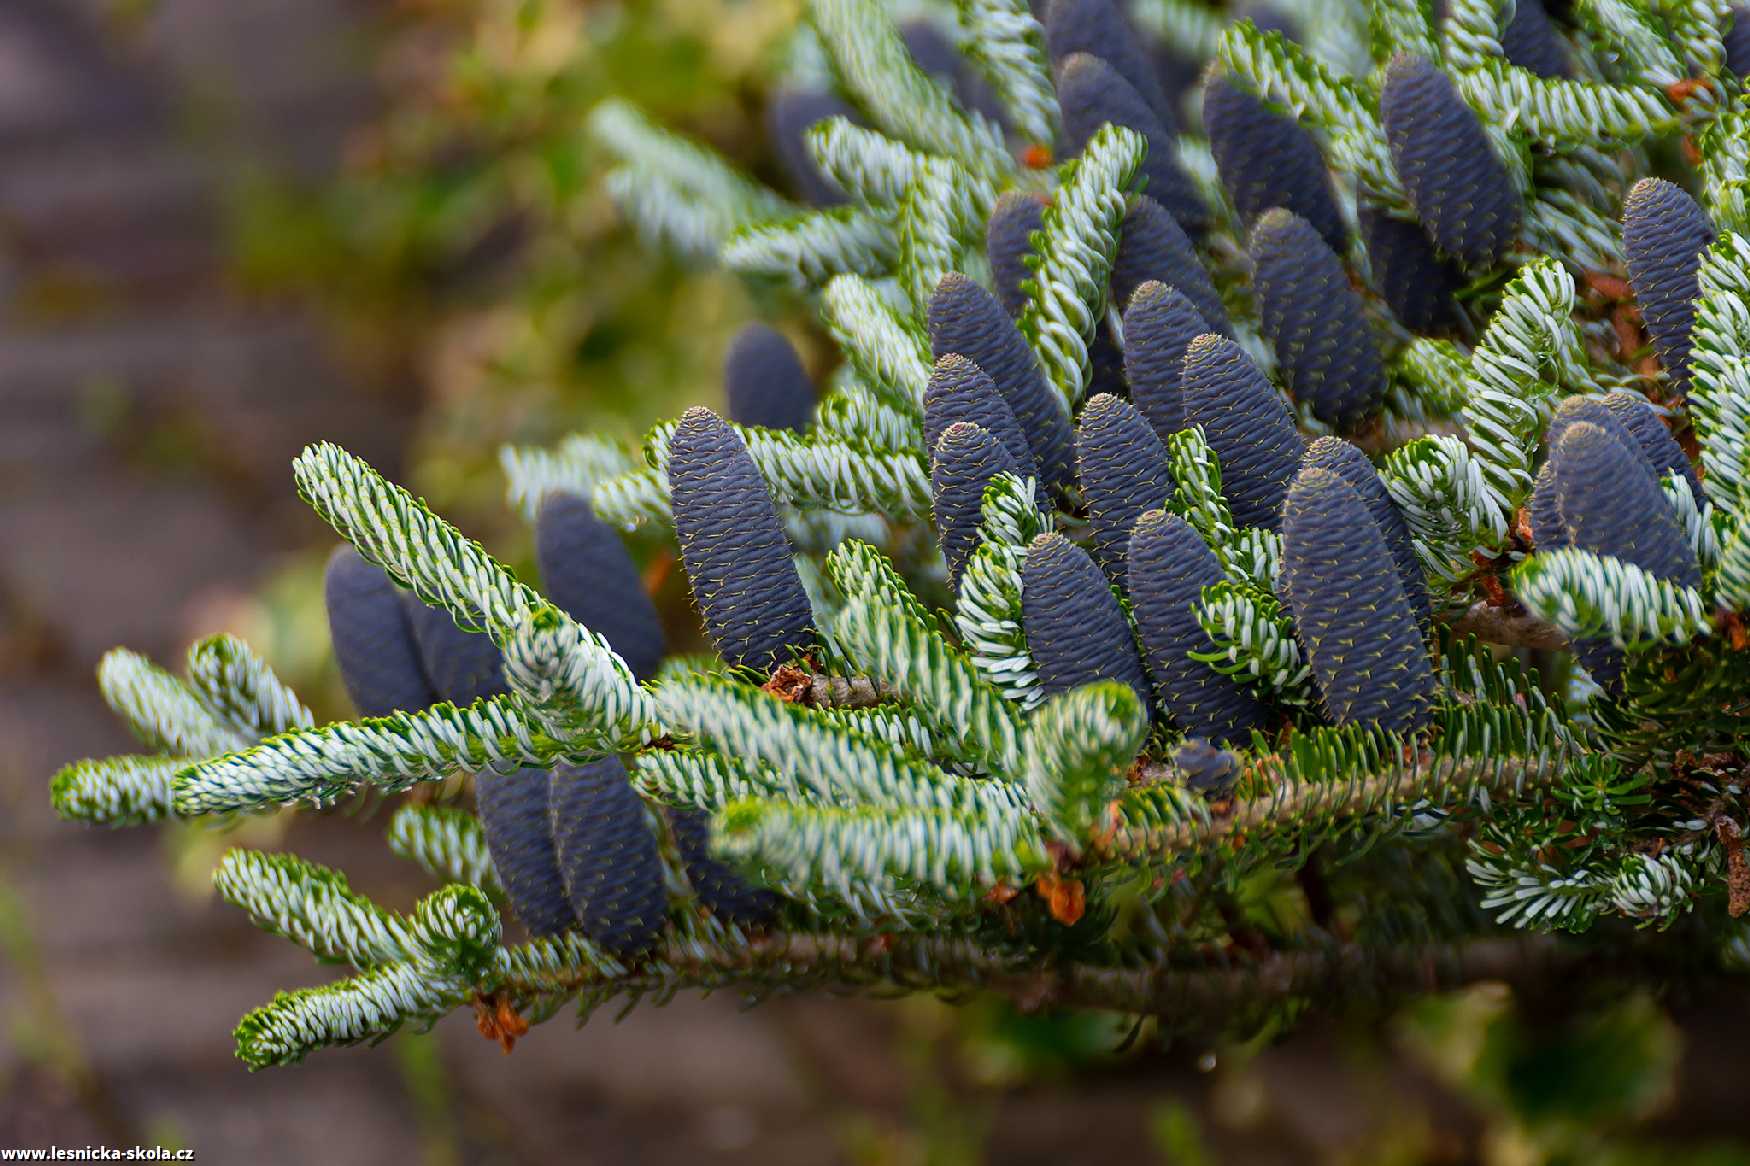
[4,1,1750,1162]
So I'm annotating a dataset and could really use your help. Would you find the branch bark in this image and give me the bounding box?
[1443,601,1570,650]
[497,930,1645,1029]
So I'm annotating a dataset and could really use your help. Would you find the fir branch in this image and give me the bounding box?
[590,466,673,531]
[898,162,963,315]
[1218,19,1405,205]
[953,0,1060,146]
[214,850,420,968]
[654,675,1021,816]
[97,648,244,758]
[822,274,936,415]
[500,435,636,522]
[1023,682,1149,847]
[1017,123,1147,411]
[589,100,789,221]
[721,206,900,289]
[1688,230,1750,511]
[830,596,1023,773]
[185,634,314,741]
[1192,580,1313,701]
[172,696,571,815]
[1451,57,1677,150]
[50,755,188,826]
[805,119,996,234]
[1459,258,1586,540]
[714,799,1044,901]
[1509,547,1712,648]
[645,416,932,517]
[386,804,501,892]
[234,960,471,1070]
[293,442,542,640]
[808,0,1011,176]
[953,474,1051,708]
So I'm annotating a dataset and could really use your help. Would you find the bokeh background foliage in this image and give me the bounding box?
[5,0,1750,1162]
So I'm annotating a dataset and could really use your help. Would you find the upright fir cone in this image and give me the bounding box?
[1380,54,1521,268]
[1021,532,1152,706]
[549,757,668,959]
[1108,196,1230,337]
[1201,68,1346,254]
[536,491,668,682]
[1249,208,1387,429]
[1280,467,1437,735]
[1179,334,1303,529]
[1357,200,1464,333]
[767,88,855,206]
[1728,5,1750,78]
[474,765,576,939]
[1122,281,1209,445]
[932,421,1031,586]
[323,546,438,717]
[665,805,780,927]
[1300,437,1431,638]
[1540,420,1702,690]
[1622,178,1715,395]
[1547,422,1700,591]
[986,191,1047,317]
[668,407,816,673]
[1043,0,1176,129]
[1055,53,1210,238]
[402,596,508,706]
[1543,396,1657,489]
[1128,509,1270,744]
[723,323,816,434]
[1601,391,1704,500]
[929,273,1075,490]
[1076,393,1177,587]
[924,354,1039,477]
[1499,0,1571,78]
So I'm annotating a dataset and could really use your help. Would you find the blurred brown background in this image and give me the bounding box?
[5,3,1750,1163]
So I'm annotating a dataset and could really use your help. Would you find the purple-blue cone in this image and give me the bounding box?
[323,545,438,717]
[402,595,508,706]
[932,421,1031,587]
[1121,281,1208,445]
[475,765,575,938]
[1128,509,1270,745]
[1055,53,1209,239]
[1358,200,1464,333]
[1020,532,1152,707]
[536,491,667,682]
[987,191,1047,317]
[1202,69,1345,254]
[1300,437,1431,638]
[668,407,816,673]
[924,354,1039,478]
[724,323,816,434]
[1280,467,1436,736]
[1249,208,1387,430]
[1380,54,1521,268]
[1110,196,1229,337]
[1179,334,1303,530]
[1076,393,1176,588]
[928,273,1075,491]
[1622,178,1715,395]
[666,805,780,926]
[549,757,668,959]
[1044,0,1177,129]
[1500,0,1571,78]
[1601,391,1704,501]
[768,88,855,206]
